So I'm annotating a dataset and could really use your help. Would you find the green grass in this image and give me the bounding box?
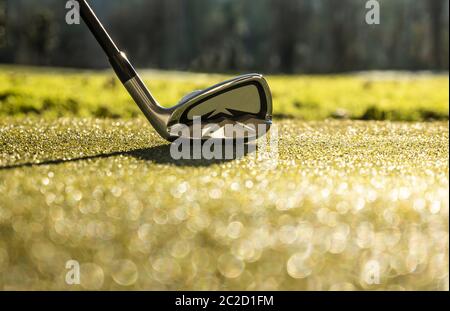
[0,66,448,290]
[0,118,448,290]
[0,65,448,121]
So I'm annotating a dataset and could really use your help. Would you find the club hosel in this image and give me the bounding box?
[111,53,171,139]
[109,52,137,83]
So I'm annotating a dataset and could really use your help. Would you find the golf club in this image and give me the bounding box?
[78,0,273,142]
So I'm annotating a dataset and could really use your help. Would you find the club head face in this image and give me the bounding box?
[166,74,273,141]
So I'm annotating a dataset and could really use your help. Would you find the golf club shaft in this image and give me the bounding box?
[78,0,136,83]
[78,0,170,139]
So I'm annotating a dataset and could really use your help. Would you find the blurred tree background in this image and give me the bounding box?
[0,0,448,73]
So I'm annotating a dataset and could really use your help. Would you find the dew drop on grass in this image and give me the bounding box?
[111,259,138,286]
[287,253,313,279]
[81,263,104,290]
[217,254,245,279]
[151,257,182,283]
[279,225,298,245]
[226,221,243,239]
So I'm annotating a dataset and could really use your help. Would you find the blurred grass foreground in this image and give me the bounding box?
[0,66,449,290]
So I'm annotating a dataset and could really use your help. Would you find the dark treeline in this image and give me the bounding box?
[0,0,449,73]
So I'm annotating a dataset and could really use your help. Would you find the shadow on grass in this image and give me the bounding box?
[0,143,255,170]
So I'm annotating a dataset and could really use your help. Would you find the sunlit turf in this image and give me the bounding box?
[0,66,448,290]
[0,118,448,290]
[0,65,448,121]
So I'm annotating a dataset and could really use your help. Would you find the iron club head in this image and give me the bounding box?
[124,72,272,141]
[79,1,272,142]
